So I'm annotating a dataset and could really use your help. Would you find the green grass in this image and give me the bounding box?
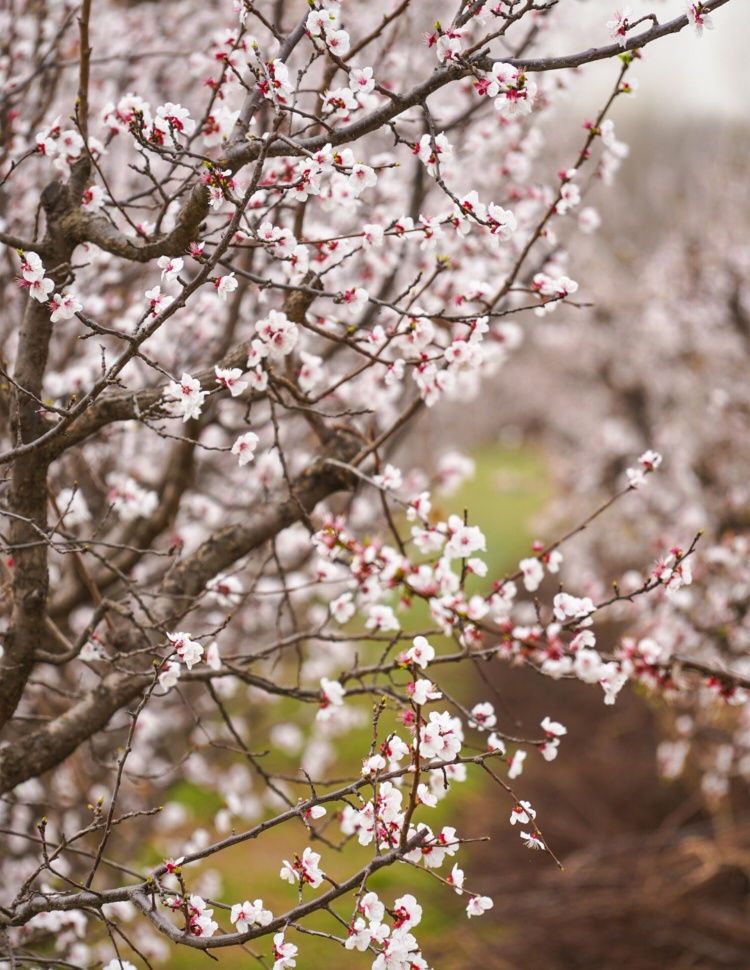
[450,441,550,581]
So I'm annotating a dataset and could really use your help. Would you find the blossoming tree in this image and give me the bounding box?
[0,1,742,968]
[494,116,750,806]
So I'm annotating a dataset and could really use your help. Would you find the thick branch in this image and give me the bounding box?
[0,666,152,799]
[129,829,427,948]
[0,430,360,795]
[0,231,52,257]
[39,338,249,461]
[73,181,210,261]
[0,175,83,729]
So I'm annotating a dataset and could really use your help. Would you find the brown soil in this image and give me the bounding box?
[423,662,750,970]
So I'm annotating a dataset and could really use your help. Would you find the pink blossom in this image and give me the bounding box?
[280,847,324,889]
[362,223,385,248]
[686,2,713,36]
[540,716,567,737]
[158,255,184,282]
[574,648,603,684]
[305,9,333,36]
[445,519,486,560]
[606,8,632,46]
[81,185,105,212]
[49,292,82,322]
[300,846,324,887]
[553,592,595,626]
[329,592,355,624]
[520,557,544,592]
[215,273,239,301]
[392,893,422,929]
[158,661,181,693]
[365,604,400,632]
[148,101,195,149]
[508,749,526,779]
[487,733,506,754]
[417,132,453,175]
[359,891,385,924]
[205,642,222,670]
[539,738,560,761]
[350,66,375,95]
[298,352,324,393]
[230,899,272,932]
[578,206,601,234]
[186,895,218,937]
[402,635,435,669]
[167,631,204,670]
[348,162,377,195]
[19,251,46,282]
[466,895,494,917]
[145,284,174,318]
[420,710,462,761]
[206,573,243,608]
[319,676,345,713]
[35,116,61,155]
[362,754,386,776]
[202,104,240,147]
[520,831,546,850]
[435,29,463,64]
[486,203,517,243]
[272,932,298,970]
[255,309,298,357]
[22,274,55,302]
[106,473,158,520]
[510,800,536,826]
[373,463,403,491]
[448,863,465,894]
[345,917,373,951]
[215,366,248,397]
[232,431,260,466]
[469,702,496,731]
[326,28,351,57]
[408,679,442,705]
[340,286,369,315]
[164,373,207,422]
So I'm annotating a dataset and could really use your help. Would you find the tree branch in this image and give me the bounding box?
[0,429,361,795]
[485,0,734,72]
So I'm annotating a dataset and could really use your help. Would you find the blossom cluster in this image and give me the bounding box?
[15,251,81,320]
